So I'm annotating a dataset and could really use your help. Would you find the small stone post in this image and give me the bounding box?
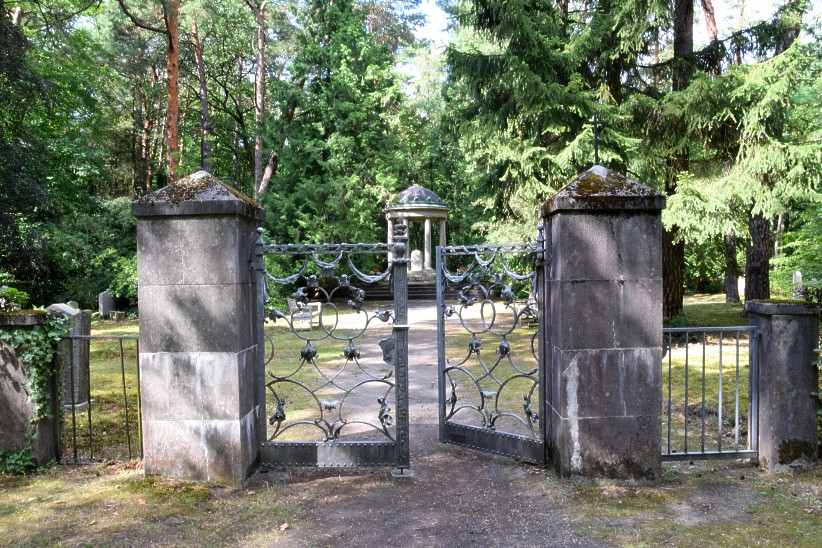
[542,165,665,479]
[746,301,819,471]
[133,171,262,486]
[47,303,90,406]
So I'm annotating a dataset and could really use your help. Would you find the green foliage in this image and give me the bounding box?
[0,286,29,311]
[0,313,68,421]
[684,238,724,293]
[0,447,38,476]
[110,255,138,302]
[263,0,405,244]
[772,203,822,294]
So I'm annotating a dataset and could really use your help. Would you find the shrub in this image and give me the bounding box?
[0,286,29,311]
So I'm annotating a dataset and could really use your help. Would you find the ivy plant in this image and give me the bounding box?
[0,313,68,421]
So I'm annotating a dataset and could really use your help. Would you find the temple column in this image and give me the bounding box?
[424,218,432,270]
[439,220,446,248]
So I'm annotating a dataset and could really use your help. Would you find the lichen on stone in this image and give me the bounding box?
[138,170,257,206]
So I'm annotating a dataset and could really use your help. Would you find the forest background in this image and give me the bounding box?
[0,0,819,319]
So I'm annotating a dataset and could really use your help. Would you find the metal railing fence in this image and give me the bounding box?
[661,326,759,460]
[60,334,142,464]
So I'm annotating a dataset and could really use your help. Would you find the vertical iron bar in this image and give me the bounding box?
[254,229,267,446]
[535,224,547,464]
[135,339,143,459]
[69,337,78,464]
[119,338,132,459]
[86,340,93,460]
[436,245,447,442]
[684,331,689,454]
[701,331,706,454]
[667,332,672,456]
[391,224,410,470]
[735,330,740,451]
[718,332,723,453]
[749,329,759,452]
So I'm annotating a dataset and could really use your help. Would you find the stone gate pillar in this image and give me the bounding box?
[133,171,262,487]
[746,301,819,471]
[542,165,665,479]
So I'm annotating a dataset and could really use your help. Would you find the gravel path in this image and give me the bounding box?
[254,302,604,547]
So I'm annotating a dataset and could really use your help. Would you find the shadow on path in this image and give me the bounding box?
[252,302,603,547]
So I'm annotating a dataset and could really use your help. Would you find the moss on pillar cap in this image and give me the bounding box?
[133,170,262,220]
[543,165,666,216]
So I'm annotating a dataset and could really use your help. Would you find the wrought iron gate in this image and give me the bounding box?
[255,225,410,472]
[436,239,547,464]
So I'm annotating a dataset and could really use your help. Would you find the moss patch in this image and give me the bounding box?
[543,461,822,547]
[0,464,292,547]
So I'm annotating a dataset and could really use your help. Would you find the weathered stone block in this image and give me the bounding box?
[746,301,819,471]
[134,171,263,487]
[138,283,254,353]
[553,414,661,479]
[549,278,662,350]
[550,213,661,282]
[142,409,257,485]
[137,216,254,286]
[139,349,255,422]
[556,348,662,419]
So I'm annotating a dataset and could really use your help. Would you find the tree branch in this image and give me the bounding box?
[116,0,166,35]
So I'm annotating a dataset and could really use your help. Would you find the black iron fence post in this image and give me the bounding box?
[391,223,411,477]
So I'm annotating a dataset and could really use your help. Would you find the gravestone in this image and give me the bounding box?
[98,290,114,319]
[0,311,61,464]
[542,165,665,479]
[792,271,804,299]
[46,303,90,406]
[410,249,423,272]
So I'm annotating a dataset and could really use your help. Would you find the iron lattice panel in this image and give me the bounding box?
[256,234,410,469]
[436,242,547,464]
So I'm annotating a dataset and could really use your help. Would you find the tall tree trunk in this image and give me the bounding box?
[700,0,717,42]
[663,0,694,320]
[116,0,180,182]
[723,232,740,303]
[252,1,269,195]
[700,0,721,75]
[191,20,212,172]
[745,213,772,301]
[164,0,180,182]
[133,84,153,195]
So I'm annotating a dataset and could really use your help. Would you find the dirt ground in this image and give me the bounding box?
[2,302,821,547]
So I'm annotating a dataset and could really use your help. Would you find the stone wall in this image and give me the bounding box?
[0,312,61,464]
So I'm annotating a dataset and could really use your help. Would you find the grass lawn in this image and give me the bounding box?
[670,293,747,327]
[544,461,822,547]
[0,463,291,547]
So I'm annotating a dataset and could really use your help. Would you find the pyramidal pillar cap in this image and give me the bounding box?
[132,170,261,220]
[542,165,665,216]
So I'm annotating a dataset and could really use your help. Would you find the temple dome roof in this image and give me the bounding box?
[387,184,448,211]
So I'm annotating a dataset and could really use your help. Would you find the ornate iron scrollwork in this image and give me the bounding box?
[440,244,541,437]
[261,242,397,443]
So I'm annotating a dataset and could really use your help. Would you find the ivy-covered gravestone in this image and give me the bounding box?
[0,311,66,469]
